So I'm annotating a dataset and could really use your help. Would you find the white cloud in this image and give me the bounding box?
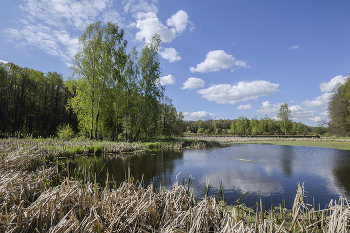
[65,62,73,68]
[183,111,218,121]
[257,101,321,121]
[197,81,279,104]
[308,111,330,123]
[132,15,176,43]
[6,0,123,62]
[182,77,205,90]
[289,105,316,121]
[132,10,192,43]
[236,104,253,110]
[319,75,348,92]
[123,0,158,15]
[158,74,176,86]
[302,75,348,110]
[289,45,299,50]
[159,47,181,63]
[166,10,189,33]
[256,101,281,115]
[19,0,122,31]
[190,50,248,73]
[302,92,333,109]
[0,59,8,64]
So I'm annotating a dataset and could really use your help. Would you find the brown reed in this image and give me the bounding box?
[1,138,350,232]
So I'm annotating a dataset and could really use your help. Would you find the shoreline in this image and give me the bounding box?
[182,136,350,150]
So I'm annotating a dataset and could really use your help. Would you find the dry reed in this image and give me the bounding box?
[1,139,350,232]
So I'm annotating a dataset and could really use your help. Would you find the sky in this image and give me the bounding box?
[1,0,350,126]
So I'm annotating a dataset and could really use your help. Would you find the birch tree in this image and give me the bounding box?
[277,102,292,135]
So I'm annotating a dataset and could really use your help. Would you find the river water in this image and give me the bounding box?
[69,144,350,209]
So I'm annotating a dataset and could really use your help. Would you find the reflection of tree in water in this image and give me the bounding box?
[332,150,350,196]
[280,146,294,177]
[70,150,184,188]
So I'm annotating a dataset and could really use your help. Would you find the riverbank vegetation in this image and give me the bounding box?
[1,139,349,232]
[2,20,350,231]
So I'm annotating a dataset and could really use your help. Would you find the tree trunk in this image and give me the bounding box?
[125,90,129,142]
[95,93,102,140]
[90,87,94,139]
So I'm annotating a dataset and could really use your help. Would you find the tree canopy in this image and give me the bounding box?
[328,75,350,136]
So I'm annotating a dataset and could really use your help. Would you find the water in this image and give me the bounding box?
[68,144,350,209]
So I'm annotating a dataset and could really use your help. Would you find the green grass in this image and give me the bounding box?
[236,140,350,150]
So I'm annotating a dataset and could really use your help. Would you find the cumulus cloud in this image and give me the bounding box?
[159,47,181,63]
[0,59,8,64]
[289,45,299,50]
[158,74,176,86]
[132,10,192,43]
[319,75,348,92]
[166,10,189,33]
[190,50,248,73]
[197,81,279,104]
[302,92,333,109]
[289,105,316,121]
[236,104,253,110]
[302,75,348,110]
[183,111,218,121]
[257,101,322,122]
[182,77,205,90]
[256,101,281,115]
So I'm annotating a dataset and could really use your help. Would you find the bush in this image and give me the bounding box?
[197,128,205,134]
[57,124,75,140]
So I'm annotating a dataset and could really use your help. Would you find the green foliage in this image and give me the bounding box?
[277,103,293,135]
[0,62,78,137]
[57,124,75,140]
[328,76,350,136]
[197,128,205,134]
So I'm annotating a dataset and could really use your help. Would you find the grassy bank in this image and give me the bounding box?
[182,136,350,150]
[237,140,350,150]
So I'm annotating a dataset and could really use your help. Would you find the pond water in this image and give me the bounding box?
[68,144,350,209]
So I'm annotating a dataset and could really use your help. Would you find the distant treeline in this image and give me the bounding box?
[0,63,78,137]
[183,116,312,136]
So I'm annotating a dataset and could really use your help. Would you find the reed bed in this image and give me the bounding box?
[1,174,350,232]
[1,138,350,232]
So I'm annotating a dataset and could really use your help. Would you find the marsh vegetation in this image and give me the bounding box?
[1,138,350,232]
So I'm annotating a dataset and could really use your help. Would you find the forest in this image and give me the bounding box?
[0,21,348,140]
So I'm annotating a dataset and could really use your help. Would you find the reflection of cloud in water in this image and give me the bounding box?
[263,164,273,175]
[290,148,348,197]
[183,149,211,168]
[198,168,283,196]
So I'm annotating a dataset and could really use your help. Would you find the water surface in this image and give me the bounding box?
[69,144,350,209]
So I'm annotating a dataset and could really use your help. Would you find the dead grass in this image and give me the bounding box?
[1,138,350,232]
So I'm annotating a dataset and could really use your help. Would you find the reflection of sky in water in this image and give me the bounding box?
[170,144,350,209]
[72,144,350,209]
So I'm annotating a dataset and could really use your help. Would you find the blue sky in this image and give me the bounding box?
[1,0,350,126]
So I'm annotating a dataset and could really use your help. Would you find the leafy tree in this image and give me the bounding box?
[134,34,164,140]
[328,78,350,136]
[235,116,250,135]
[70,21,127,139]
[277,102,292,135]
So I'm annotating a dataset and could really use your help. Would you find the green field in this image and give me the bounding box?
[236,140,350,150]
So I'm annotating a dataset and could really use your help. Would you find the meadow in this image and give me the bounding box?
[0,137,349,232]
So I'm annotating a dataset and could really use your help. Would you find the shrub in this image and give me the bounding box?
[197,128,205,134]
[57,124,75,140]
